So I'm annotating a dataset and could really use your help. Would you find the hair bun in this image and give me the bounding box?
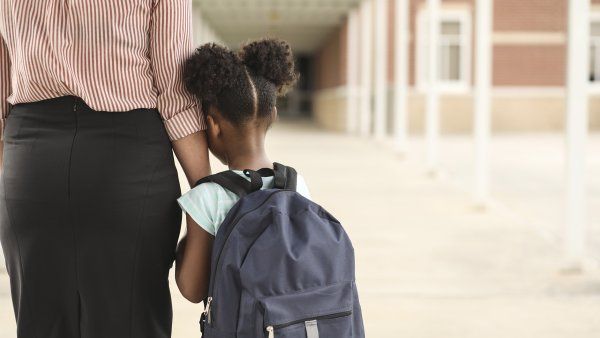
[239,39,298,95]
[183,43,245,104]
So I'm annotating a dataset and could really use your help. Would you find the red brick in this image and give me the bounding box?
[493,45,565,86]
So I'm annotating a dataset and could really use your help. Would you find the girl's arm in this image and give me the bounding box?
[175,215,213,303]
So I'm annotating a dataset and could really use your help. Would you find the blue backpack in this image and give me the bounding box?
[195,163,365,338]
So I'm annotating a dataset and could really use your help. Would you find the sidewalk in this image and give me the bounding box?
[2,121,600,337]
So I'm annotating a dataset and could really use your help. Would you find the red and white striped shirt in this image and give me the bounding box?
[0,0,206,141]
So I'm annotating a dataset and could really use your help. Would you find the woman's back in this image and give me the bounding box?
[0,0,202,140]
[0,1,207,337]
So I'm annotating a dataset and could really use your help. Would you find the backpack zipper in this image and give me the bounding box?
[265,310,352,337]
[205,190,290,325]
[203,297,213,324]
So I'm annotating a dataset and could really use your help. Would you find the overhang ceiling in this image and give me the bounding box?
[195,0,362,54]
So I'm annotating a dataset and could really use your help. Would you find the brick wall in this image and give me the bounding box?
[493,0,566,86]
[313,27,346,90]
[493,45,565,86]
[406,0,565,87]
[494,0,566,31]
[312,0,600,132]
[320,0,577,89]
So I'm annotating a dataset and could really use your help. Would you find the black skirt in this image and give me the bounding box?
[0,96,182,338]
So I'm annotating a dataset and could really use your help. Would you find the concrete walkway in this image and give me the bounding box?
[1,122,600,337]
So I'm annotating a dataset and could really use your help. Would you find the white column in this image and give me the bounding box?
[346,10,360,133]
[564,0,590,266]
[426,0,441,174]
[394,0,410,154]
[360,0,373,137]
[201,21,212,44]
[199,21,206,44]
[474,0,493,207]
[192,6,204,45]
[374,0,389,140]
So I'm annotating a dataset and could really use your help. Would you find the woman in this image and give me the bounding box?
[0,1,211,337]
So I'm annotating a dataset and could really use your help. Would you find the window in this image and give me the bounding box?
[440,22,463,82]
[590,18,600,84]
[417,8,471,93]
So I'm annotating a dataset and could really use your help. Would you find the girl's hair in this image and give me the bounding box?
[183,39,298,126]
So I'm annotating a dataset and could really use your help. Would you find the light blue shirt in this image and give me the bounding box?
[178,170,311,236]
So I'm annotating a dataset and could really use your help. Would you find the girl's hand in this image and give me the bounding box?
[175,214,213,303]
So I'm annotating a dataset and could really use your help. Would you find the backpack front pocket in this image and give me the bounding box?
[259,282,354,338]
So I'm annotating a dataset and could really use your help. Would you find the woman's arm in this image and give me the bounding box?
[172,131,211,185]
[149,1,213,301]
[149,0,211,184]
[149,0,207,141]
[1,35,11,168]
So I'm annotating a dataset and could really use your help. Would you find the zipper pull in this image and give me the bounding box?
[204,297,213,324]
[266,326,274,338]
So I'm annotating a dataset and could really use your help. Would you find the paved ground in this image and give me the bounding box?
[413,132,600,259]
[1,122,600,337]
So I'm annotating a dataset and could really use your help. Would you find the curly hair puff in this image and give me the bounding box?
[239,38,299,96]
[183,39,298,127]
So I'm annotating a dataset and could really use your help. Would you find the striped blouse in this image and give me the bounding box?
[0,0,206,141]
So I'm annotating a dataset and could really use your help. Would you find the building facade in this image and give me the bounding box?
[313,0,600,133]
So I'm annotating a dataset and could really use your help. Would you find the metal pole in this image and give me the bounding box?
[474,0,493,207]
[394,0,410,154]
[360,0,373,137]
[347,10,360,134]
[426,0,440,174]
[192,6,204,45]
[201,21,210,44]
[564,0,589,266]
[202,21,215,44]
[374,0,389,140]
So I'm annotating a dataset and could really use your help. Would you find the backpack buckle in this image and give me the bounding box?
[199,312,206,334]
[200,296,213,333]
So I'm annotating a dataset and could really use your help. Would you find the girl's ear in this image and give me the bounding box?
[271,106,278,122]
[207,114,221,136]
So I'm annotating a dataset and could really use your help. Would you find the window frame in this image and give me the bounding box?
[590,12,600,93]
[416,7,472,94]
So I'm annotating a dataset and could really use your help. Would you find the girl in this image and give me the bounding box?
[174,39,311,303]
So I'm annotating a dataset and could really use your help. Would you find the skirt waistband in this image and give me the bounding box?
[12,95,158,115]
[7,96,167,142]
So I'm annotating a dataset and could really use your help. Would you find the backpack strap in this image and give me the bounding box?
[273,162,298,191]
[194,170,263,198]
[194,163,298,196]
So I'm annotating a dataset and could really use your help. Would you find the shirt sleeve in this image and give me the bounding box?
[0,35,10,141]
[296,175,312,200]
[177,185,219,236]
[149,0,206,141]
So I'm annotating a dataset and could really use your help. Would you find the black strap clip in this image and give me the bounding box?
[194,162,298,197]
